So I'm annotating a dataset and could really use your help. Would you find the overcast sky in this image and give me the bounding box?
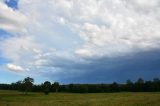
[0,0,160,84]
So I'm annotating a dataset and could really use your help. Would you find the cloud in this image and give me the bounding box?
[17,0,160,58]
[0,1,27,33]
[0,0,160,82]
[128,0,160,9]
[52,49,160,83]
[7,63,25,72]
[0,36,41,63]
[75,0,160,57]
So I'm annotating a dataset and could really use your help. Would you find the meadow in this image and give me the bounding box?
[0,90,160,106]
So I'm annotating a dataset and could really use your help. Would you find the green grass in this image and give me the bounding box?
[0,90,160,106]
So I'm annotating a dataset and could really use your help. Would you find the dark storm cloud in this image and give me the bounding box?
[47,49,160,83]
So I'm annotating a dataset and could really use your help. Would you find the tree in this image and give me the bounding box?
[53,82,59,92]
[136,78,144,84]
[15,80,23,91]
[43,81,51,95]
[69,84,74,92]
[153,78,160,91]
[144,81,153,92]
[153,78,160,83]
[110,82,119,92]
[135,78,145,91]
[126,80,133,91]
[23,77,34,94]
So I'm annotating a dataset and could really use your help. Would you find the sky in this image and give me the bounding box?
[0,0,160,84]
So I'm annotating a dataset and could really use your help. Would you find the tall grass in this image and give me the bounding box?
[0,90,160,106]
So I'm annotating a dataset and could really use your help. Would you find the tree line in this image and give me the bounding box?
[0,77,160,94]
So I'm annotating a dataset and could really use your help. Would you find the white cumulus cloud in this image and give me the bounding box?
[7,64,25,72]
[0,1,28,33]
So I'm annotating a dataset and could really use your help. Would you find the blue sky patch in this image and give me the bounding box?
[5,0,18,9]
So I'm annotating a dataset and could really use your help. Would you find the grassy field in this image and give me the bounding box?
[0,90,160,106]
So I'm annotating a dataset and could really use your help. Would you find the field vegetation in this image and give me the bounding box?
[0,90,160,106]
